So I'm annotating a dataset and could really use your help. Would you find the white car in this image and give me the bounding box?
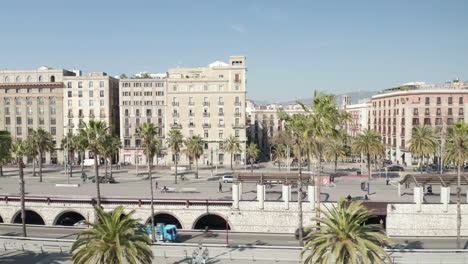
[222,175,234,183]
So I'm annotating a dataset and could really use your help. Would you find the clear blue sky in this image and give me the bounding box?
[1,0,467,102]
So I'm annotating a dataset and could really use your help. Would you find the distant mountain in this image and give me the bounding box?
[251,90,377,106]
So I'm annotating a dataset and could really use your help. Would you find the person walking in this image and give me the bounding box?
[218,182,223,193]
[155,181,159,190]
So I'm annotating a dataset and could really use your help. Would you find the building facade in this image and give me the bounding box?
[166,56,247,167]
[342,100,370,138]
[119,77,166,165]
[369,81,468,165]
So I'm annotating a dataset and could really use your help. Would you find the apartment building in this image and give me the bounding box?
[342,98,370,138]
[369,81,468,165]
[63,72,120,138]
[166,56,247,166]
[0,67,73,164]
[246,101,306,160]
[119,77,166,164]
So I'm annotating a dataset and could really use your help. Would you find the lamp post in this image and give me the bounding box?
[210,147,213,177]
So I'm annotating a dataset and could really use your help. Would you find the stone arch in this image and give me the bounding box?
[50,75,55,82]
[15,76,21,83]
[12,209,45,225]
[27,76,32,82]
[53,210,86,226]
[38,76,43,82]
[146,212,183,229]
[192,213,231,230]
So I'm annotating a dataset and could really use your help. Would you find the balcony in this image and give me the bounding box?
[171,123,182,129]
[218,112,224,116]
[79,114,84,118]
[172,102,179,106]
[172,112,179,117]
[203,102,210,106]
[100,115,106,118]
[188,123,195,128]
[124,123,131,128]
[234,102,241,106]
[68,113,73,118]
[202,123,211,128]
[203,112,210,117]
[90,113,95,118]
[232,124,245,129]
[218,123,225,128]
[218,101,224,105]
[234,113,241,117]
[189,101,195,106]
[189,112,194,117]
[78,123,84,128]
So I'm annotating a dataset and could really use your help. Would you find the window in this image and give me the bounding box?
[448,97,453,105]
[460,108,464,115]
[218,85,224,91]
[67,82,72,88]
[79,99,83,107]
[135,139,141,147]
[146,109,151,116]
[16,117,22,125]
[136,109,140,117]
[16,107,21,115]
[16,127,22,135]
[51,127,56,135]
[204,130,208,138]
[124,109,129,116]
[89,81,94,88]
[27,117,33,125]
[437,97,441,105]
[99,81,105,88]
[68,91,72,97]
[436,108,441,115]
[425,97,430,105]
[460,97,464,104]
[235,85,240,91]
[204,85,208,91]
[39,117,44,125]
[5,117,10,125]
[173,85,177,92]
[189,97,194,105]
[424,118,431,125]
[50,107,56,115]
[413,108,418,115]
[27,76,32,82]
[26,97,32,105]
[78,81,83,88]
[435,118,442,125]
[68,100,72,107]
[4,98,10,105]
[89,100,94,106]
[27,107,32,115]
[38,76,43,82]
[5,107,10,115]
[447,118,454,125]
[218,74,224,78]
[235,129,240,137]
[412,118,419,125]
[78,91,83,98]
[448,108,453,115]
[218,96,224,104]
[425,108,430,115]
[99,90,104,97]
[100,99,105,106]
[124,139,130,147]
[50,117,56,125]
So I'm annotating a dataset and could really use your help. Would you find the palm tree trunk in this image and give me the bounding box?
[334,154,338,172]
[230,153,233,171]
[0,165,3,176]
[174,154,178,184]
[367,153,371,180]
[94,154,101,208]
[80,152,85,177]
[457,163,461,248]
[18,158,26,237]
[316,157,322,220]
[420,156,424,175]
[148,160,156,241]
[109,158,113,179]
[104,158,108,179]
[188,157,192,170]
[297,149,304,246]
[70,156,73,178]
[32,159,36,176]
[39,152,43,182]
[195,158,199,179]
[250,158,253,173]
[278,162,281,171]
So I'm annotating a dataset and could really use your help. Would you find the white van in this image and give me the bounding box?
[83,159,95,167]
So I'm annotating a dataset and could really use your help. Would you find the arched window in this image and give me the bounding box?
[15,76,21,83]
[26,76,32,82]
[38,76,43,82]
[50,76,55,82]
[4,76,10,83]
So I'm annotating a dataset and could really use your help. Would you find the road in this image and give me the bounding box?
[0,224,467,249]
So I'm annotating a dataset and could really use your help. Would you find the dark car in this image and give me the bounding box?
[383,159,392,165]
[294,228,311,240]
[89,176,116,183]
[387,165,404,172]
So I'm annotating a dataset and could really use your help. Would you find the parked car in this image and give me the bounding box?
[294,228,311,240]
[387,165,404,172]
[73,220,87,227]
[222,175,235,183]
[88,176,116,184]
[383,159,393,165]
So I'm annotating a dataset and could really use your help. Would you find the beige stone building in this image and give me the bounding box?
[119,77,166,165]
[166,56,247,167]
[0,67,73,164]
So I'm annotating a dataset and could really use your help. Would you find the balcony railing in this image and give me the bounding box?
[218,112,224,116]
[234,102,241,106]
[171,123,182,129]
[68,113,73,118]
[189,101,195,106]
[202,123,211,128]
[172,112,179,117]
[232,124,245,129]
[218,123,225,128]
[203,113,210,117]
[172,102,179,106]
[203,102,210,106]
[234,113,241,117]
[189,123,195,128]
[189,112,194,117]
[218,101,224,105]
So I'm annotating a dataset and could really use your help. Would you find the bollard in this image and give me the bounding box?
[257,184,265,209]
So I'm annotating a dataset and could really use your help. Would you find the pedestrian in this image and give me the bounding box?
[155,181,159,189]
[365,194,369,200]
[346,194,352,201]
[218,182,222,193]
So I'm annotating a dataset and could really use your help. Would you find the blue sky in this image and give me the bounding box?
[1,0,467,102]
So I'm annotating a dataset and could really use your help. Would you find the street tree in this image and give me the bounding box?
[30,128,55,182]
[223,136,241,171]
[324,140,347,172]
[185,135,204,179]
[99,134,121,179]
[0,130,12,176]
[11,140,27,237]
[61,132,77,177]
[272,144,287,171]
[167,129,184,184]
[246,143,260,172]
[352,129,385,180]
[408,126,437,174]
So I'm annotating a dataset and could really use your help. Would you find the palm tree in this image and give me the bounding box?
[24,136,38,177]
[408,126,437,174]
[324,140,347,172]
[11,140,27,237]
[246,143,260,172]
[301,199,393,264]
[443,121,468,248]
[99,134,121,179]
[70,206,153,264]
[272,144,287,171]
[74,133,88,178]
[30,128,55,182]
[135,122,161,241]
[352,129,385,180]
[223,136,241,171]
[0,130,12,176]
[167,129,184,184]
[61,132,77,178]
[185,135,204,179]
[79,121,109,208]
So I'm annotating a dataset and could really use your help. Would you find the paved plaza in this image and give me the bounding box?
[0,162,460,204]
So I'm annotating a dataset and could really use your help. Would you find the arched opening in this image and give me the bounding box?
[147,213,182,229]
[193,214,230,230]
[38,76,43,82]
[50,76,55,82]
[13,210,45,225]
[0,215,3,223]
[364,215,386,229]
[54,211,86,226]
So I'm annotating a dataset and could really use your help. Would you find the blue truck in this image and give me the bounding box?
[147,223,178,242]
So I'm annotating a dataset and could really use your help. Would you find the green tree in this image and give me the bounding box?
[135,122,162,240]
[324,140,347,172]
[185,135,204,179]
[70,206,153,264]
[352,129,385,180]
[301,199,393,264]
[272,144,287,171]
[11,140,27,237]
[408,126,437,174]
[443,121,468,248]
[223,136,241,171]
[99,134,121,179]
[30,128,55,182]
[24,136,39,177]
[167,129,184,184]
[119,73,128,79]
[246,143,260,172]
[0,130,12,176]
[79,121,109,208]
[74,133,88,178]
[61,132,77,178]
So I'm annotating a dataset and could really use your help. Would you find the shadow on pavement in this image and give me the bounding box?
[0,251,70,264]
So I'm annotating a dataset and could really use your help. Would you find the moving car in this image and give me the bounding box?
[222,175,234,183]
[294,228,311,240]
[387,165,404,172]
[88,176,116,183]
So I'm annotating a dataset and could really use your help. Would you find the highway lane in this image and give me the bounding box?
[0,224,467,249]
